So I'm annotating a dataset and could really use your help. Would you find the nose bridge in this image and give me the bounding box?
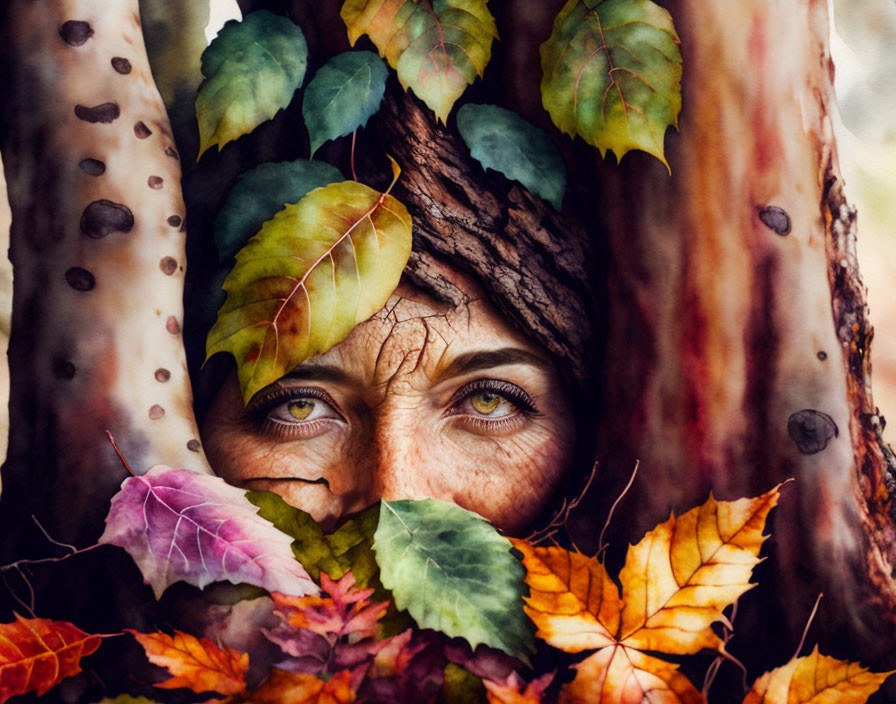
[369,399,428,502]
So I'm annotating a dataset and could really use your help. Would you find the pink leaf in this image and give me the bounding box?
[99,465,318,599]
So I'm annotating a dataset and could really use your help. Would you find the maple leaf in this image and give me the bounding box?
[743,647,893,704]
[360,628,446,704]
[100,466,318,599]
[250,668,357,704]
[130,629,248,696]
[0,615,101,702]
[265,572,390,675]
[513,486,782,704]
[483,672,553,704]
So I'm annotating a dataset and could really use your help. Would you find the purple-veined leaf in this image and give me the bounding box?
[100,465,319,599]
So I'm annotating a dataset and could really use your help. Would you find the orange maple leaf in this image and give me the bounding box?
[0,615,101,702]
[130,629,248,696]
[484,671,553,704]
[512,486,783,704]
[250,668,356,704]
[743,647,893,704]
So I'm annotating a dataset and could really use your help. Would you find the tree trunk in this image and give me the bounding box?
[0,0,212,556]
[590,0,896,676]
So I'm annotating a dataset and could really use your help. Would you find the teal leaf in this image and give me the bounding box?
[456,103,567,210]
[373,499,534,661]
[214,160,343,261]
[303,51,388,155]
[197,10,308,156]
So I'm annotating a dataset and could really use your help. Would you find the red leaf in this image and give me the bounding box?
[0,615,101,702]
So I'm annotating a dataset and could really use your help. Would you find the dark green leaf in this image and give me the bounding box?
[215,160,343,261]
[303,51,388,154]
[457,104,566,209]
[197,10,307,155]
[374,499,534,661]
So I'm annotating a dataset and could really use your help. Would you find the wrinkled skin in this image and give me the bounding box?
[202,273,575,533]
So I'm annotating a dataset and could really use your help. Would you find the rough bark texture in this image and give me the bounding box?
[587,0,896,675]
[0,0,212,555]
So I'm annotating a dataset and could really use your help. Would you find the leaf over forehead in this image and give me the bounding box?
[100,466,318,599]
[206,177,413,405]
[618,486,781,654]
[341,0,497,122]
[540,0,682,168]
[509,539,620,653]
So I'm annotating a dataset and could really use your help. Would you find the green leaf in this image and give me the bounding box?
[456,104,567,209]
[206,162,413,404]
[215,160,344,261]
[341,0,498,122]
[197,10,307,156]
[303,51,388,155]
[373,499,534,661]
[540,0,682,169]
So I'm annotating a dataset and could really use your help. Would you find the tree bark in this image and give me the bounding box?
[589,0,896,674]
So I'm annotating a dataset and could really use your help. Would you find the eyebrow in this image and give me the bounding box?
[436,347,552,381]
[282,364,351,383]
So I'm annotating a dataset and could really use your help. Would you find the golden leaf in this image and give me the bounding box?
[250,668,356,704]
[743,647,893,704]
[130,630,248,696]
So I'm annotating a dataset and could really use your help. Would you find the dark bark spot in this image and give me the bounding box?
[78,158,105,176]
[187,439,201,452]
[159,257,177,275]
[154,368,171,382]
[65,267,94,291]
[134,121,152,139]
[817,351,828,360]
[167,215,182,228]
[74,102,120,124]
[788,409,839,454]
[148,176,164,189]
[52,358,76,380]
[81,200,134,239]
[148,405,165,420]
[758,205,791,236]
[165,146,179,160]
[59,21,93,46]
[111,57,132,74]
[166,316,181,335]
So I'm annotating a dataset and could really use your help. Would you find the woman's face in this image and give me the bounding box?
[201,279,575,533]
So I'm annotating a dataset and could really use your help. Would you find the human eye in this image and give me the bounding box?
[448,378,539,433]
[247,386,345,439]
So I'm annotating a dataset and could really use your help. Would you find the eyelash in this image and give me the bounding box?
[448,378,539,416]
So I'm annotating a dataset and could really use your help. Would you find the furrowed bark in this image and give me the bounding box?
[0,0,212,553]
[592,0,896,665]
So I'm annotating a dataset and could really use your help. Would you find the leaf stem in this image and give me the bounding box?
[598,460,639,555]
[105,430,135,477]
[793,593,823,660]
[351,129,358,182]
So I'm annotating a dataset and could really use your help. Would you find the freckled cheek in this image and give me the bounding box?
[439,426,572,533]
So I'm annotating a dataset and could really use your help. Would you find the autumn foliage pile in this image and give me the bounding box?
[0,472,891,703]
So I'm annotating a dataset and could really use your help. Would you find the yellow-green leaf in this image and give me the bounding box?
[196,11,307,156]
[341,0,498,122]
[540,0,682,168]
[206,163,412,404]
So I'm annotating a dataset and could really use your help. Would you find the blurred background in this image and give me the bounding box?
[0,0,891,467]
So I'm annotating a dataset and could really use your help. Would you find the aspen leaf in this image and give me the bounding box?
[100,466,318,599]
[197,11,307,156]
[303,51,388,155]
[341,0,498,122]
[540,0,682,169]
[130,630,248,696]
[373,499,534,661]
[0,615,101,702]
[743,647,893,704]
[207,163,413,404]
[215,160,344,262]
[457,104,566,210]
[251,668,356,704]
